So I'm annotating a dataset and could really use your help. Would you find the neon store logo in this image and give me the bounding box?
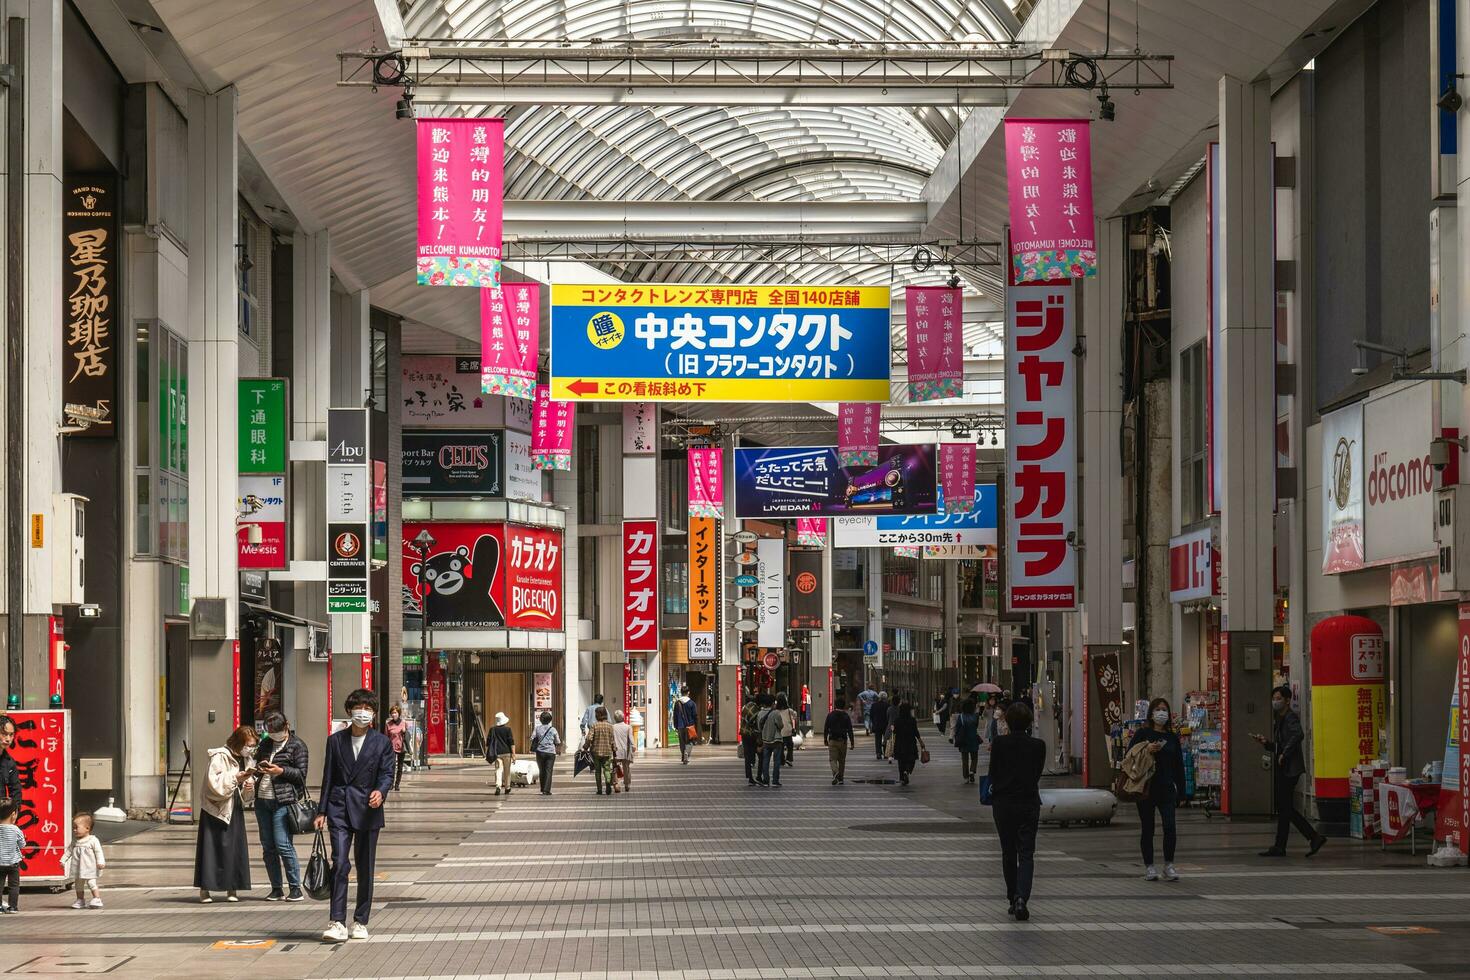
[1366,450,1433,506]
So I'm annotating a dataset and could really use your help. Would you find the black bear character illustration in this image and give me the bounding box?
[410,533,503,626]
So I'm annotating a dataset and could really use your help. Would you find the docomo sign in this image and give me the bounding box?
[622,519,658,652]
[1363,382,1437,565]
[1168,527,1217,603]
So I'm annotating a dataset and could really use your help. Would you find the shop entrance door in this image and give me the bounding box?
[485,672,529,748]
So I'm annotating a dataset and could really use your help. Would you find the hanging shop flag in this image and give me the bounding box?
[940,442,977,514]
[416,118,503,288]
[832,484,997,548]
[62,176,118,436]
[838,402,880,467]
[622,519,659,652]
[789,549,824,630]
[756,538,785,648]
[549,283,891,402]
[689,516,718,633]
[688,447,724,518]
[906,286,963,402]
[10,710,70,881]
[623,402,656,455]
[531,384,574,470]
[796,517,827,548]
[480,282,539,399]
[1004,119,1096,284]
[503,523,564,630]
[733,444,937,518]
[1005,282,1078,610]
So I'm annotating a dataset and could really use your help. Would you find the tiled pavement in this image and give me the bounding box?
[1,732,1467,979]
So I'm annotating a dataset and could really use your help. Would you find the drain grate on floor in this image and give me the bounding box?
[7,955,135,974]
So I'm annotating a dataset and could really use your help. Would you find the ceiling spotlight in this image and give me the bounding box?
[395,88,415,120]
[952,425,970,440]
[990,433,999,446]
[1097,86,1116,122]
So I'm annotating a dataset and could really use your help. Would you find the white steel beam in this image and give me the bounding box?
[412,84,1012,108]
[502,200,930,238]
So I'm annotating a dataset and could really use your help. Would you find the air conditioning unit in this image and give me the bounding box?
[1435,487,1470,592]
[52,493,87,606]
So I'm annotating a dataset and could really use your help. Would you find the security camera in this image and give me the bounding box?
[1439,84,1463,114]
[1430,436,1467,472]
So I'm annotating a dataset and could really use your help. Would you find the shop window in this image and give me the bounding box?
[883,553,920,598]
[663,558,688,615]
[369,321,388,410]
[134,320,188,562]
[1180,341,1208,524]
[577,432,600,520]
[238,212,259,341]
[833,548,865,590]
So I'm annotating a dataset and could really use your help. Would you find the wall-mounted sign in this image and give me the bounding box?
[788,549,823,630]
[238,475,288,570]
[504,523,563,629]
[11,710,70,881]
[402,522,505,628]
[402,430,504,497]
[733,445,938,518]
[1168,526,1217,603]
[623,403,656,455]
[1321,401,1364,574]
[689,517,718,633]
[832,484,996,547]
[239,379,288,472]
[402,355,506,428]
[62,176,117,436]
[690,632,717,661]
[503,429,540,501]
[327,465,370,521]
[756,538,785,648]
[1363,382,1436,566]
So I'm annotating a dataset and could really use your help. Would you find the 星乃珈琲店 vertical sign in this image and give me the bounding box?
[62,177,118,436]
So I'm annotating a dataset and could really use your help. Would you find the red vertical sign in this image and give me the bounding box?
[426,657,446,755]
[361,651,373,691]
[11,710,70,880]
[1219,630,1233,815]
[623,663,632,723]
[232,640,241,729]
[622,519,659,652]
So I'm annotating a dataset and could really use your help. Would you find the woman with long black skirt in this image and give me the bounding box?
[195,725,257,903]
[985,701,1045,921]
[889,702,926,786]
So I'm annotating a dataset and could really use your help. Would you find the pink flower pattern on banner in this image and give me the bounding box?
[481,283,539,400]
[1005,119,1096,284]
[906,286,963,403]
[531,384,574,470]
[940,443,976,514]
[796,517,827,548]
[417,119,504,287]
[838,402,881,467]
[688,448,724,519]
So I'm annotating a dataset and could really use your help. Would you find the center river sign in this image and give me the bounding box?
[550,283,891,402]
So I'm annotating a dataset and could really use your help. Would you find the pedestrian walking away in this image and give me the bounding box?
[385,705,409,791]
[870,692,891,760]
[486,711,516,795]
[889,701,926,786]
[581,694,606,736]
[823,696,856,784]
[612,709,637,792]
[674,686,699,764]
[254,711,309,901]
[1254,685,1327,858]
[0,799,25,912]
[531,711,562,795]
[315,689,396,942]
[857,684,878,733]
[195,725,256,903]
[758,695,792,786]
[782,695,799,767]
[1129,697,1187,882]
[587,708,617,795]
[62,812,106,909]
[951,698,981,783]
[987,700,1046,922]
[740,696,764,785]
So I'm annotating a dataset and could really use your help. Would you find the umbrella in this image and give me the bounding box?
[572,746,593,777]
[971,683,1003,694]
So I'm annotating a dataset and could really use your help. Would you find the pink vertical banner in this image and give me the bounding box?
[796,518,827,548]
[688,447,724,518]
[939,442,977,514]
[838,402,880,467]
[1005,118,1096,284]
[531,384,574,470]
[480,282,539,399]
[906,286,963,402]
[416,118,504,288]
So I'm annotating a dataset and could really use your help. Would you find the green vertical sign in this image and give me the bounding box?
[239,379,287,473]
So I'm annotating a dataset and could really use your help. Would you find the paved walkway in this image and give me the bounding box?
[0,732,1465,978]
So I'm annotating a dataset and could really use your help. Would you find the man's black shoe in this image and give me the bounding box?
[1307,834,1327,857]
[1258,848,1287,857]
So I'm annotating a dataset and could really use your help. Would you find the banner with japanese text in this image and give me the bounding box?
[480,282,539,400]
[622,519,659,652]
[688,447,724,518]
[1005,282,1077,610]
[689,516,718,632]
[940,443,977,514]
[623,403,656,454]
[531,384,574,470]
[796,517,827,548]
[838,402,880,467]
[503,523,564,630]
[62,177,117,436]
[11,710,70,881]
[905,286,963,401]
[550,283,891,402]
[416,118,503,288]
[1004,119,1096,284]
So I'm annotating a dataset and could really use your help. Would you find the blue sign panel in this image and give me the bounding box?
[550,284,892,402]
[732,445,937,518]
[831,484,998,547]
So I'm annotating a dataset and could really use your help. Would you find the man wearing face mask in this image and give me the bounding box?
[1252,685,1327,858]
[315,689,396,942]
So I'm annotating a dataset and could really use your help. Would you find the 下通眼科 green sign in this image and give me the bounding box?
[239,379,287,473]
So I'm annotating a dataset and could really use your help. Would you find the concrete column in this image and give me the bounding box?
[866,548,884,684]
[185,87,239,808]
[1218,75,1277,816]
[807,541,833,735]
[554,465,582,747]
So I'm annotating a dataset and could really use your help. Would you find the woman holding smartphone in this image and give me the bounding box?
[195,725,258,903]
[1128,697,1187,881]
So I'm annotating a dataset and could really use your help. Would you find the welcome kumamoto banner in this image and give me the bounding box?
[531,384,574,471]
[549,283,891,402]
[481,282,539,400]
[416,118,503,287]
[1004,119,1096,284]
[838,402,880,467]
[688,447,724,518]
[905,286,963,402]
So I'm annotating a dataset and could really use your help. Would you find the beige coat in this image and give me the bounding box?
[202,747,250,824]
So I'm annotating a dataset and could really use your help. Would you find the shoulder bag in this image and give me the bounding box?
[304,829,333,900]
[287,786,317,835]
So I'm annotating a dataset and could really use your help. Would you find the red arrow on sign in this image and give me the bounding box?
[567,379,599,396]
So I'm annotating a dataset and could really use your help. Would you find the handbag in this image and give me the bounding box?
[979,774,994,806]
[286,790,317,836]
[920,748,931,765]
[304,829,332,901]
[683,724,698,742]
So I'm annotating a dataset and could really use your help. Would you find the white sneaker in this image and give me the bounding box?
[349,922,370,940]
[322,921,349,943]
[71,901,85,910]
[1163,864,1180,881]
[1144,865,1160,881]
[87,898,104,909]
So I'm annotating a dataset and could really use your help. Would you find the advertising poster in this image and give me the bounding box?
[402,522,505,628]
[534,672,554,710]
[733,444,938,518]
[1320,401,1364,573]
[531,384,575,470]
[416,117,503,288]
[756,538,785,648]
[10,710,70,880]
[402,355,505,429]
[832,484,996,548]
[796,517,826,548]
[480,282,539,399]
[550,283,891,402]
[403,430,504,497]
[688,517,718,632]
[623,402,656,454]
[838,402,880,467]
[1436,606,1470,852]
[1004,118,1096,282]
[253,637,283,720]
[237,475,288,570]
[503,524,563,630]
[688,447,724,518]
[503,429,540,501]
[789,549,824,630]
[939,442,977,514]
[1005,283,1077,610]
[62,177,118,436]
[426,657,446,755]
[622,519,659,652]
[906,286,963,402]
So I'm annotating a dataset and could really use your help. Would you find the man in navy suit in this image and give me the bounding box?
[315,688,395,942]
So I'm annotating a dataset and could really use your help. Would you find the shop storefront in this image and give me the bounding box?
[664,638,719,743]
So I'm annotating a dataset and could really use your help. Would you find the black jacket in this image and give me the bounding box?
[1127,727,1187,800]
[1265,708,1307,780]
[822,709,855,747]
[486,724,515,758]
[987,732,1046,805]
[870,701,891,734]
[0,748,20,805]
[259,734,309,805]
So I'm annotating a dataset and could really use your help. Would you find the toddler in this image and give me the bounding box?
[0,799,23,913]
[62,812,106,909]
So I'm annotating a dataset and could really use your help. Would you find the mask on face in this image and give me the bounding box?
[351,709,375,727]
[270,729,288,741]
[1152,709,1169,725]
[1271,698,1285,714]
